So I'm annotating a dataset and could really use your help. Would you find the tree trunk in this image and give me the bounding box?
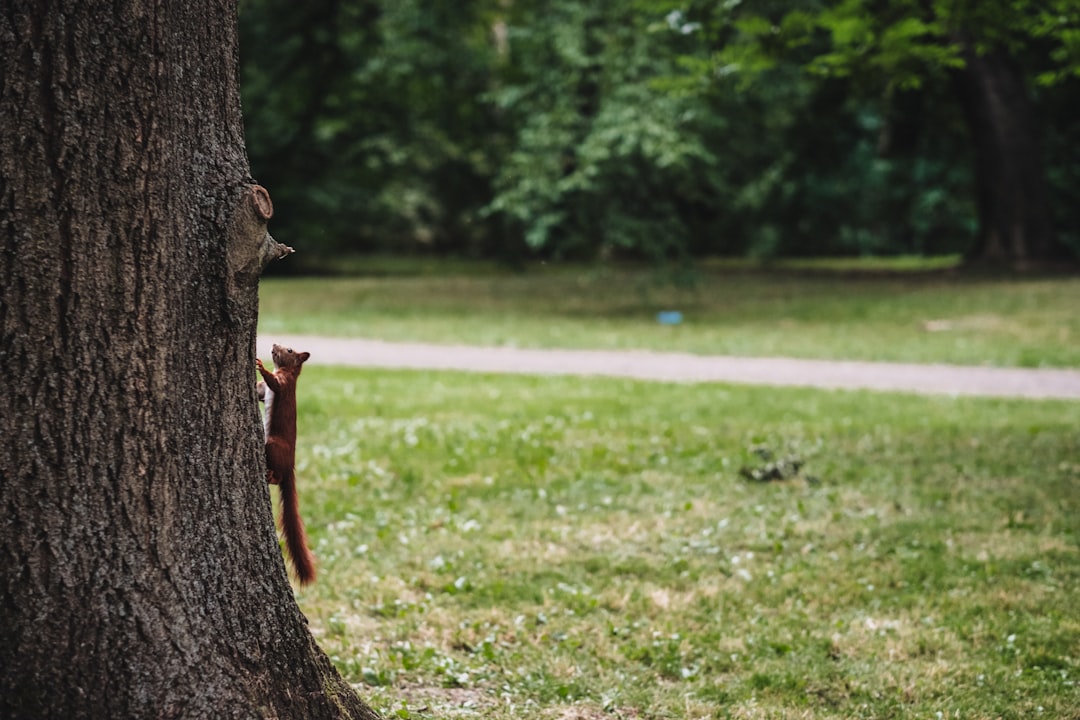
[951,40,1064,267]
[0,2,378,718]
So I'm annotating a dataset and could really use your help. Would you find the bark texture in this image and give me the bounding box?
[0,2,376,718]
[951,40,1061,267]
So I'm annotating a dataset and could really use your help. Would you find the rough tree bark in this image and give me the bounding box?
[0,2,379,718]
[951,39,1064,267]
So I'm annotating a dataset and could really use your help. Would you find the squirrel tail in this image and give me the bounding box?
[278,471,316,586]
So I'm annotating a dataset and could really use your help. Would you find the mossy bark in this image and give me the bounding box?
[0,2,377,718]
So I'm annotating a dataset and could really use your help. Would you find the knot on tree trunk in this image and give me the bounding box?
[228,184,294,289]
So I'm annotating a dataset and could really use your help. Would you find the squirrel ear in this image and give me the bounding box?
[298,352,311,363]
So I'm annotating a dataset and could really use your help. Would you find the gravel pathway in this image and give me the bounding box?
[263,335,1080,400]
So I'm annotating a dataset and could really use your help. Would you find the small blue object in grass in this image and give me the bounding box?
[656,311,683,325]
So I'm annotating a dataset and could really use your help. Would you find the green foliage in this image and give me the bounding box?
[238,0,1080,263]
[712,0,1080,91]
[687,0,1080,260]
[484,0,718,261]
[240,0,504,258]
[802,4,964,90]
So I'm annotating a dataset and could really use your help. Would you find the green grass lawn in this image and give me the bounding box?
[285,366,1080,719]
[259,264,1080,367]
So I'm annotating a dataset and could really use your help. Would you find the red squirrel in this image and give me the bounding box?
[256,344,316,586]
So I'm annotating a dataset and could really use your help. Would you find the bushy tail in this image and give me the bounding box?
[278,471,316,585]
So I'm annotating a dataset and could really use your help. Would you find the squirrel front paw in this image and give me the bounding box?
[256,358,266,372]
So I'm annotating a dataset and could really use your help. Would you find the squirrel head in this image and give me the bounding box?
[271,344,311,371]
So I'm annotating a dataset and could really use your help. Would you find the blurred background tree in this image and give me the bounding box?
[239,0,1080,268]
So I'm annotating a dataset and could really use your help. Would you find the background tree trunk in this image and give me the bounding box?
[951,41,1062,267]
[0,2,378,718]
